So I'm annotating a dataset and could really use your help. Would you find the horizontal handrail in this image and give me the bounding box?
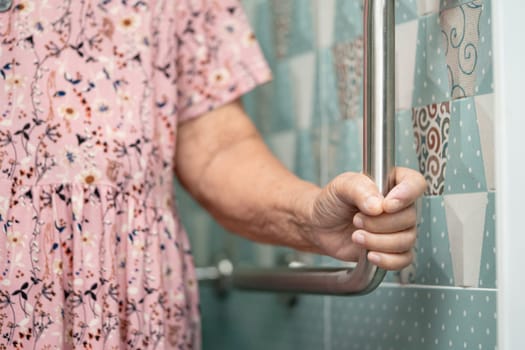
[196,0,395,296]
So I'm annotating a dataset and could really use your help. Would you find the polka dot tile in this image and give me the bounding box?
[395,0,419,25]
[330,287,496,350]
[414,196,455,286]
[444,97,487,194]
[478,191,496,288]
[395,110,419,171]
[412,13,450,108]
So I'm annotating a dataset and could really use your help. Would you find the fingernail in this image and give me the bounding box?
[368,252,381,264]
[364,196,382,212]
[353,215,364,228]
[353,231,365,245]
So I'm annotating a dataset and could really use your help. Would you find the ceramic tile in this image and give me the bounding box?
[330,287,497,350]
[314,48,340,125]
[418,0,440,16]
[440,1,482,99]
[478,191,496,288]
[332,37,364,121]
[444,192,488,287]
[396,110,419,171]
[412,102,452,195]
[316,0,337,48]
[295,128,321,185]
[395,19,419,111]
[412,13,450,107]
[288,52,316,130]
[444,97,487,194]
[474,93,495,190]
[270,0,314,59]
[333,0,363,45]
[395,0,419,24]
[413,196,455,286]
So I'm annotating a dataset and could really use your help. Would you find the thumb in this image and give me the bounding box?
[329,172,384,216]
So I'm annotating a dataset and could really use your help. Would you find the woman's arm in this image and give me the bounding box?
[175,100,426,270]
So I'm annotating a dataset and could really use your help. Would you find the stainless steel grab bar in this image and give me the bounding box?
[196,0,395,296]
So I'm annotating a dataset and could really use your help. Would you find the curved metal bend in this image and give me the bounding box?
[197,0,395,296]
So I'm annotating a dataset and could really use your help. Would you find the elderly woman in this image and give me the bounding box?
[0,0,425,349]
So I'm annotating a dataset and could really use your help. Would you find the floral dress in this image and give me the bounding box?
[0,0,270,348]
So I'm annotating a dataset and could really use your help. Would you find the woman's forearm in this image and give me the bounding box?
[175,101,321,252]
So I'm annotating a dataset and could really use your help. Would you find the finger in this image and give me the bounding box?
[353,205,417,233]
[351,228,416,254]
[367,250,414,271]
[330,172,384,216]
[383,167,426,213]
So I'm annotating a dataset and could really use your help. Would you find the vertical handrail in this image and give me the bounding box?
[196,0,395,295]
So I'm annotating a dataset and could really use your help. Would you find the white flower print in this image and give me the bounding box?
[58,105,79,121]
[4,74,26,91]
[208,68,231,87]
[117,13,141,33]
[6,231,24,248]
[75,168,102,185]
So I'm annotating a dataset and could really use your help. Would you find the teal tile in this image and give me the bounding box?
[477,0,494,95]
[252,1,276,67]
[247,62,296,135]
[396,110,419,171]
[325,119,363,181]
[414,196,455,286]
[444,98,487,194]
[200,287,325,350]
[295,128,321,185]
[396,0,419,24]
[330,287,497,350]
[334,0,363,44]
[270,0,314,59]
[412,14,450,107]
[315,48,341,125]
[479,191,496,288]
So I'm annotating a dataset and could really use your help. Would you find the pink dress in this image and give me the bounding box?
[0,0,270,348]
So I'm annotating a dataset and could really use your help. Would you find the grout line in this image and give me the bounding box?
[380,282,498,292]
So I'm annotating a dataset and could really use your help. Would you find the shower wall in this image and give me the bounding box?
[177,0,497,349]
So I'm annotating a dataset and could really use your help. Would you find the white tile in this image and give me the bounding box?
[444,192,488,287]
[395,19,418,111]
[288,52,316,129]
[475,93,495,190]
[315,0,336,48]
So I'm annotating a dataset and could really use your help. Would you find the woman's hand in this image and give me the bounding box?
[302,167,426,270]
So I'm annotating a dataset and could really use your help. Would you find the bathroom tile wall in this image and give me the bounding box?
[177,0,497,348]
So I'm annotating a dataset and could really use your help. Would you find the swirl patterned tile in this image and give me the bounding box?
[412,102,451,196]
[440,0,493,98]
[440,1,482,99]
